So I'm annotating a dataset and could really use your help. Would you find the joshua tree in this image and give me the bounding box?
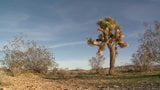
[88,17,128,75]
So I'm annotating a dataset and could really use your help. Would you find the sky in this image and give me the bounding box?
[0,0,160,69]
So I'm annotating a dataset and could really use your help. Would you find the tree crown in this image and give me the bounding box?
[88,17,128,56]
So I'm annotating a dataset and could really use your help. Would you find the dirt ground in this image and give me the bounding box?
[0,70,160,90]
[0,70,96,90]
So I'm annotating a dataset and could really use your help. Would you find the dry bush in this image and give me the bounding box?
[2,35,57,75]
[23,42,57,74]
[89,56,105,74]
[131,21,160,72]
[0,68,11,86]
[116,64,135,73]
[132,52,153,72]
[56,69,69,78]
[47,68,70,79]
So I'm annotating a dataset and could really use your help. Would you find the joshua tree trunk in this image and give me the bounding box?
[109,45,116,75]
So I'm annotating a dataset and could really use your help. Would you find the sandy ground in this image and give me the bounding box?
[1,70,160,90]
[0,70,95,90]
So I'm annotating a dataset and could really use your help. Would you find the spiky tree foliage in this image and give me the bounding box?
[88,17,128,75]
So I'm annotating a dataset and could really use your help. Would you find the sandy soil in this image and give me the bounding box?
[1,70,160,90]
[0,71,95,90]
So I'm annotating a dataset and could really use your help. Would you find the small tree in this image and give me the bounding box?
[3,35,57,75]
[132,21,160,71]
[89,56,105,73]
[88,17,128,75]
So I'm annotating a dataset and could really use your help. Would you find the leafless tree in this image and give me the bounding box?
[132,21,160,71]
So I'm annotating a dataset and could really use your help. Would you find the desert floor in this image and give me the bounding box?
[0,70,160,90]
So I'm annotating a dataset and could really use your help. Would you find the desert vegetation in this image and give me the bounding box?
[1,35,57,76]
[88,17,129,75]
[131,21,160,72]
[0,18,160,90]
[89,56,105,74]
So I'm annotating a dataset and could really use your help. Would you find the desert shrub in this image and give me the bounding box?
[2,35,57,75]
[131,52,153,72]
[46,68,70,79]
[131,21,160,72]
[0,68,11,86]
[55,69,68,78]
[24,41,57,74]
[89,56,105,74]
[117,64,136,73]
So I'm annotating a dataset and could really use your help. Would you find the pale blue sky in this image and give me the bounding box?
[0,0,160,69]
